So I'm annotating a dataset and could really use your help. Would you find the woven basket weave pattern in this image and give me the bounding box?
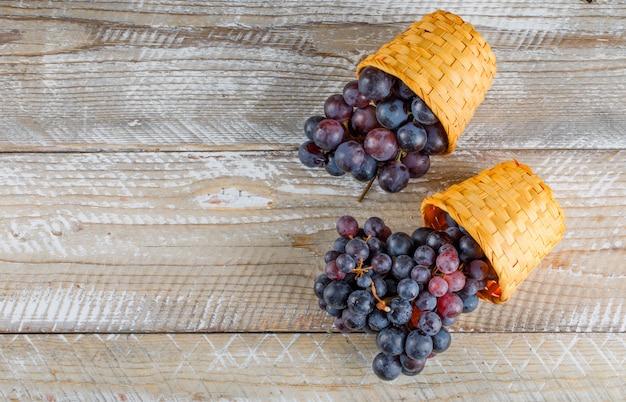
[421,160,566,303]
[356,10,497,154]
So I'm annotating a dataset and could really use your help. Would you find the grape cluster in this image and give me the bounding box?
[299,67,448,196]
[313,215,496,380]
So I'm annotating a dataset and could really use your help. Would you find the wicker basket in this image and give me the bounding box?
[356,10,497,154]
[420,160,566,303]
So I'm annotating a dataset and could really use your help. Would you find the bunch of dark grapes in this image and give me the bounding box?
[313,215,496,380]
[299,67,448,197]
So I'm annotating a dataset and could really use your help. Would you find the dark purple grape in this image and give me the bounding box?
[376,326,406,356]
[400,354,426,376]
[313,273,332,299]
[461,277,486,296]
[410,265,432,284]
[350,155,378,182]
[467,260,489,280]
[358,66,396,102]
[335,253,356,273]
[426,231,453,251]
[356,274,372,288]
[414,290,437,312]
[387,298,413,325]
[377,161,410,193]
[371,253,392,275]
[334,140,366,172]
[391,255,415,280]
[401,151,430,178]
[350,105,381,137]
[458,235,485,262]
[380,226,392,242]
[336,215,359,237]
[372,353,402,381]
[458,291,479,313]
[385,231,414,257]
[323,280,352,310]
[431,327,451,353]
[368,309,391,332]
[324,94,353,122]
[333,236,350,253]
[324,153,346,176]
[417,311,442,336]
[344,237,369,261]
[375,97,409,130]
[326,305,341,317]
[395,80,416,100]
[397,121,427,152]
[397,278,420,301]
[298,141,326,168]
[413,245,436,267]
[343,80,371,108]
[313,119,345,151]
[364,216,386,238]
[444,212,459,228]
[423,123,449,155]
[324,250,341,263]
[444,226,463,243]
[405,330,433,360]
[367,236,384,254]
[411,96,439,125]
[364,128,399,162]
[304,115,325,140]
[347,289,376,315]
[411,227,434,247]
[341,308,367,330]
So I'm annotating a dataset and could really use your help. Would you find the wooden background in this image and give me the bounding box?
[0,0,624,400]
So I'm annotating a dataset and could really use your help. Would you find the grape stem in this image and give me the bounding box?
[357,176,376,202]
[351,258,371,278]
[370,282,391,312]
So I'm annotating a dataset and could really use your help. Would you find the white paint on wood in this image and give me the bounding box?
[0,333,623,400]
[0,150,622,333]
[0,2,624,151]
[0,1,624,397]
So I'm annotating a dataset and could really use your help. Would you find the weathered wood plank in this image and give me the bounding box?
[0,149,623,333]
[0,333,623,401]
[0,1,624,152]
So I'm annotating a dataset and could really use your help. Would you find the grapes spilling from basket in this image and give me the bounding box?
[313,214,497,380]
[299,67,448,198]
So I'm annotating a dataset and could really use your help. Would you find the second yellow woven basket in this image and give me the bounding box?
[421,160,566,303]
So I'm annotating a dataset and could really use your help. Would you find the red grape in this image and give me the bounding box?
[364,128,399,162]
[324,94,353,122]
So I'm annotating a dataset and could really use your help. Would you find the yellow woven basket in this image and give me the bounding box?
[420,160,566,303]
[356,10,497,154]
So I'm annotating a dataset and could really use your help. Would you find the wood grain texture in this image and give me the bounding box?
[0,1,625,397]
[0,333,623,401]
[0,150,623,333]
[0,1,624,151]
